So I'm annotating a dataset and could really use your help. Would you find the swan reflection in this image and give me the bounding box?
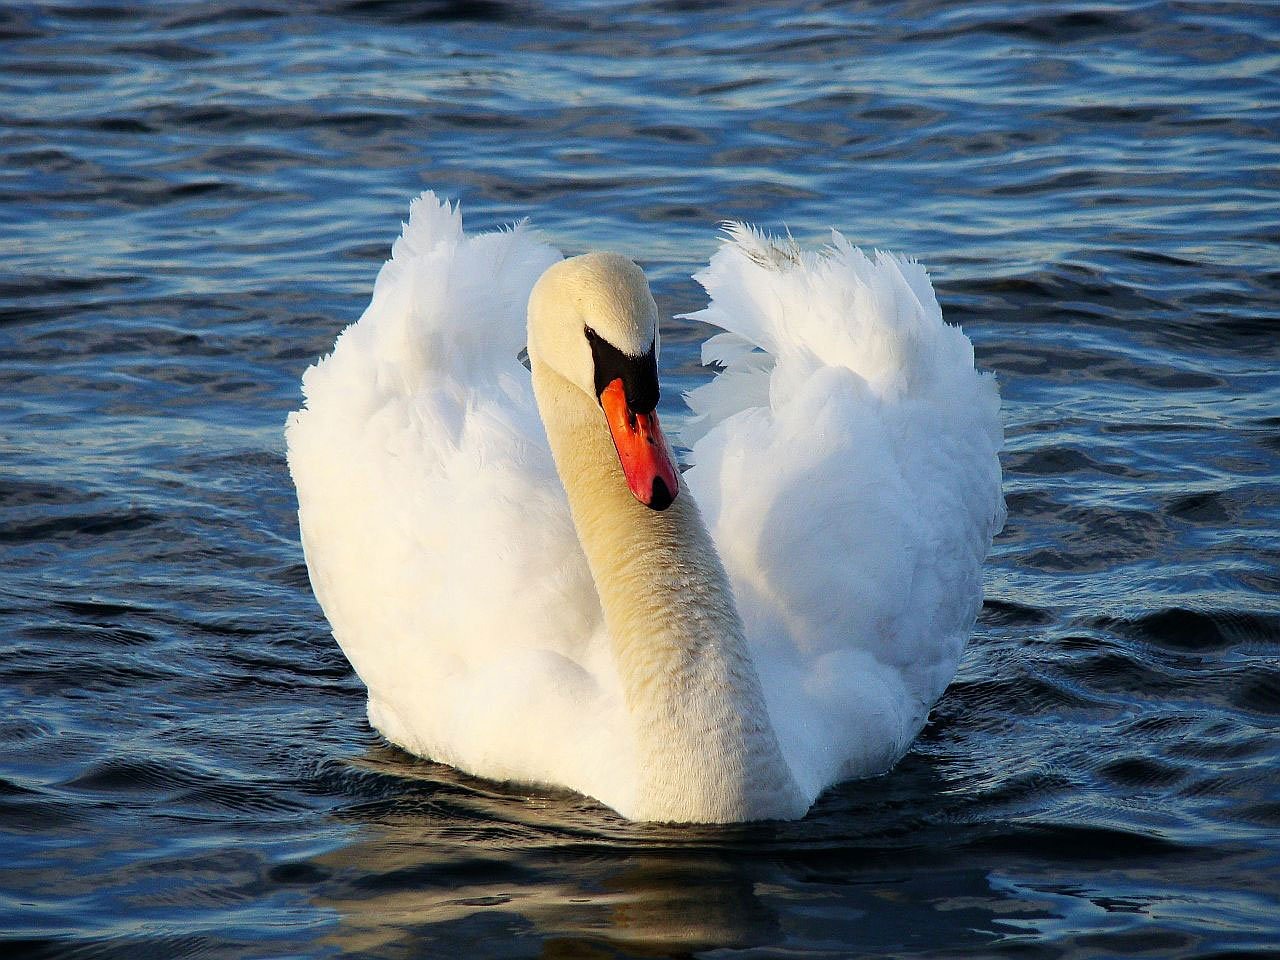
[304,747,1021,957]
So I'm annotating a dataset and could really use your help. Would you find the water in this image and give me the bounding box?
[2,1,1277,956]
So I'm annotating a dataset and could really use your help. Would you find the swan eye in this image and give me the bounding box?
[584,326,659,413]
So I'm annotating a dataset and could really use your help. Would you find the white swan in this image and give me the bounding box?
[285,192,1005,823]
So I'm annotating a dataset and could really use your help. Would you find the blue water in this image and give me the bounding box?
[2,2,1278,957]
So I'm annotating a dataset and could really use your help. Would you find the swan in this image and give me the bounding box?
[285,192,1005,823]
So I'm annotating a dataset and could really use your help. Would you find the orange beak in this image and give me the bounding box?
[599,378,680,510]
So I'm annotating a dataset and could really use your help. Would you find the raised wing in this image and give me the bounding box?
[286,194,616,783]
[679,224,1006,797]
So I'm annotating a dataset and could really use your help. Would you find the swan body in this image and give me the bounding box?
[285,192,1005,822]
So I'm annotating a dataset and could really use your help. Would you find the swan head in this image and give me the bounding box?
[528,253,680,510]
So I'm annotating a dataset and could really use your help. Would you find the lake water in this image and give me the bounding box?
[2,1,1278,957]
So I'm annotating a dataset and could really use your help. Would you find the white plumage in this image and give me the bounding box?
[285,191,1004,822]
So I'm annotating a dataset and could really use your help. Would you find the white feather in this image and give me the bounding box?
[286,193,1005,819]
[680,223,1006,797]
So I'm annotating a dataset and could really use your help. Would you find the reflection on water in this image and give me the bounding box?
[291,737,1280,957]
[309,748,1014,958]
[316,824,783,955]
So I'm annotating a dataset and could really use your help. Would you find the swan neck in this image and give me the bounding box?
[530,364,804,822]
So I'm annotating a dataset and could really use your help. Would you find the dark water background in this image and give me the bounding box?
[2,1,1278,957]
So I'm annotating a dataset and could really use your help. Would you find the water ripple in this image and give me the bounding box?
[1,0,1277,957]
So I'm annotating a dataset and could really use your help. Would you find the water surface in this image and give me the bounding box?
[2,1,1278,957]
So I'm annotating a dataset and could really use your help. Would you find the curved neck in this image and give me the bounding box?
[531,364,804,822]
